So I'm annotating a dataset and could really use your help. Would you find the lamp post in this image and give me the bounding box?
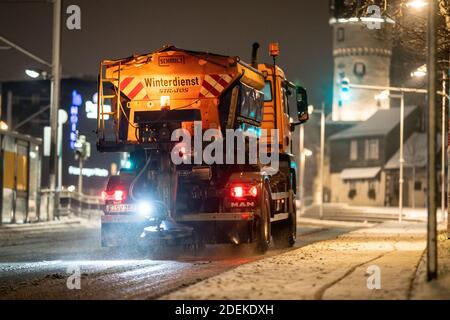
[308,104,326,219]
[399,93,405,223]
[49,0,62,221]
[299,124,305,215]
[411,65,448,224]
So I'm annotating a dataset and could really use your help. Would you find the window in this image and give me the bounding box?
[414,181,422,191]
[353,62,366,78]
[350,140,358,161]
[368,181,376,199]
[365,139,379,160]
[337,27,345,42]
[282,88,289,114]
[262,81,272,102]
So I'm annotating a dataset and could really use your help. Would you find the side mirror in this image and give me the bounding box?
[295,86,309,124]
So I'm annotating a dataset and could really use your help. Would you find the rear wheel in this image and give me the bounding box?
[272,190,296,248]
[255,185,271,254]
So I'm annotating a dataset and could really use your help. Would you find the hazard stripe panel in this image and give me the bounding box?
[119,77,149,100]
[199,74,233,98]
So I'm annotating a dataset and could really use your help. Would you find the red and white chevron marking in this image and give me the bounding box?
[119,77,149,100]
[199,74,233,98]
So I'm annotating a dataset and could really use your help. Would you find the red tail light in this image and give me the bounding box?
[249,186,258,197]
[114,190,125,201]
[101,189,127,202]
[231,186,244,198]
[230,185,258,198]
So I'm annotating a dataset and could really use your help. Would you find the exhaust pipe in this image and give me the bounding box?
[251,42,260,68]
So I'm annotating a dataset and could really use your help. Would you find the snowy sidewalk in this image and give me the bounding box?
[304,203,448,223]
[163,220,434,300]
[0,217,100,247]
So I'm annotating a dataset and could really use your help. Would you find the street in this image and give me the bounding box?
[0,218,355,299]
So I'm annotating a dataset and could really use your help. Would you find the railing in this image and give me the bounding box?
[40,189,103,219]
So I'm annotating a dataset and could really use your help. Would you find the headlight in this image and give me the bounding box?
[137,201,153,218]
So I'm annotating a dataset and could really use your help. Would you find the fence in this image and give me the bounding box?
[40,189,103,220]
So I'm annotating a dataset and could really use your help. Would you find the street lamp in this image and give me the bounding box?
[25,69,48,80]
[304,148,313,157]
[25,69,40,79]
[405,0,428,9]
[0,121,8,131]
[410,65,427,78]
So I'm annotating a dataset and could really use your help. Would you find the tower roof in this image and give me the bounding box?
[329,106,418,140]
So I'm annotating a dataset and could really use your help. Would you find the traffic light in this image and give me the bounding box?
[340,77,350,102]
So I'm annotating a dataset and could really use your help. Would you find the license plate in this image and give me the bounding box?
[105,204,136,213]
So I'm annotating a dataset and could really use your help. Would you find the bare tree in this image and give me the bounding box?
[339,0,450,74]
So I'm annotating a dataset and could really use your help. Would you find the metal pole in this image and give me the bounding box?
[319,103,325,219]
[6,91,12,130]
[442,71,447,224]
[0,83,2,120]
[426,0,438,281]
[399,93,405,223]
[0,36,52,68]
[299,125,305,215]
[48,0,62,221]
[78,158,83,215]
[57,120,62,192]
[78,158,83,195]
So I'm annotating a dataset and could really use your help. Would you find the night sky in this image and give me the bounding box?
[0,0,333,108]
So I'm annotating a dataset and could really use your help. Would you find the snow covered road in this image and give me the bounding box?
[0,218,355,299]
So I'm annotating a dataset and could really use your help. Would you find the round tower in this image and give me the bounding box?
[330,1,394,122]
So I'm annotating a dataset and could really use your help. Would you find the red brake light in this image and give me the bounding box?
[114,190,125,201]
[102,189,127,202]
[231,186,244,198]
[230,185,258,198]
[249,186,258,197]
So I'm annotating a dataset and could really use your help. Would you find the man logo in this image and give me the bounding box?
[231,202,255,208]
[366,265,381,290]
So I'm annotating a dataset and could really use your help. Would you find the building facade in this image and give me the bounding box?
[328,106,423,207]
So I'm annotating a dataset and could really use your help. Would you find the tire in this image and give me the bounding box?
[272,190,296,248]
[255,185,271,254]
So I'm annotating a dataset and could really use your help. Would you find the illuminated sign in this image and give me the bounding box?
[85,92,111,120]
[70,90,82,149]
[68,166,109,177]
